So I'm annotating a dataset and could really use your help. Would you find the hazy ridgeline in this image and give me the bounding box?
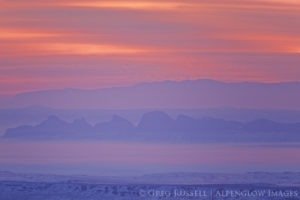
[0,79,299,177]
[1,110,300,143]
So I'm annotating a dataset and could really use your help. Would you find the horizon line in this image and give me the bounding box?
[2,78,300,97]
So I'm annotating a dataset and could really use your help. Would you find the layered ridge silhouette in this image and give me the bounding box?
[3,111,300,142]
[5,79,300,110]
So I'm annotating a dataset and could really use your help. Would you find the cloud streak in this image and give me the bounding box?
[59,1,189,11]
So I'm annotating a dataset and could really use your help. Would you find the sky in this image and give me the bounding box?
[0,0,300,95]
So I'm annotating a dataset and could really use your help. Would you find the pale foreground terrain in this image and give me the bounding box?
[0,171,299,200]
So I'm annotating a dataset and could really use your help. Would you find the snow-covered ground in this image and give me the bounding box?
[0,181,299,200]
[0,171,300,200]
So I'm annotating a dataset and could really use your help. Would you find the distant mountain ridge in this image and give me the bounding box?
[3,111,300,142]
[4,79,300,109]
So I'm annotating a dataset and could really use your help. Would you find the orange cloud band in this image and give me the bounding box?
[3,1,299,11]
[0,42,151,56]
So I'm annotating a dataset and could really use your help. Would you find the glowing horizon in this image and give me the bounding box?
[1,0,300,95]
